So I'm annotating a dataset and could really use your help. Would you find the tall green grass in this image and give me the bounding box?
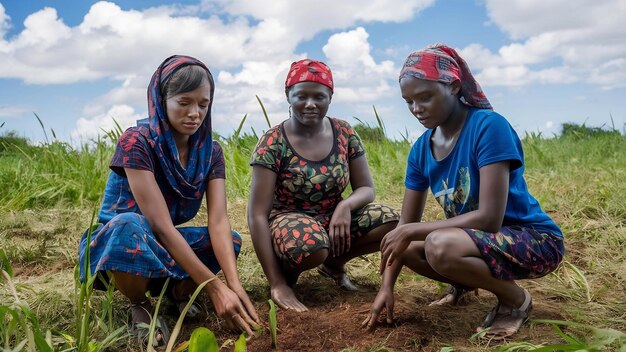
[1,113,625,351]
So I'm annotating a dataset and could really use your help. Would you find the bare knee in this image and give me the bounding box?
[424,229,460,275]
[297,248,329,271]
[111,271,151,303]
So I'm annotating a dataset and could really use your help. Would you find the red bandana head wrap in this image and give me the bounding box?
[285,59,334,94]
[399,44,492,110]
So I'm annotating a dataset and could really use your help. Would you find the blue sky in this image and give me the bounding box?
[1,0,625,144]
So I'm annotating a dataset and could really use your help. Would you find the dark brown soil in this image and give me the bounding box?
[192,278,567,352]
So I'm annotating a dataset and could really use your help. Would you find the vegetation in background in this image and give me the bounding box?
[1,114,625,351]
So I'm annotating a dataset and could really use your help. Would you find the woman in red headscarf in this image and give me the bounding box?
[362,44,564,339]
[248,59,399,311]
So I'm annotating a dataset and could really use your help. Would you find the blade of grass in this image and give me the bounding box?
[165,276,217,351]
[256,95,272,128]
[33,112,49,144]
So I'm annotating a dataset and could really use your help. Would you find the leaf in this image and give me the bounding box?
[268,299,278,348]
[166,277,217,351]
[174,340,190,352]
[256,95,272,128]
[188,327,219,352]
[234,333,247,352]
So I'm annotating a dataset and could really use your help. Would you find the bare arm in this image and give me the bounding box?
[125,168,220,288]
[398,188,428,225]
[362,187,428,329]
[401,161,510,240]
[206,178,239,286]
[379,188,428,286]
[248,166,308,311]
[247,166,285,287]
[380,161,510,271]
[206,177,260,323]
[342,155,375,209]
[328,155,376,255]
[125,169,257,333]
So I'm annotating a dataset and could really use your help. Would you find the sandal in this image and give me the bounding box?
[169,287,202,319]
[317,264,358,291]
[429,284,478,306]
[130,301,171,348]
[477,288,532,339]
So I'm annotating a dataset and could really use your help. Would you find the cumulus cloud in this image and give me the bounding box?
[462,0,626,89]
[0,1,435,140]
[0,3,9,38]
[207,0,435,39]
[72,104,142,141]
[2,0,624,142]
[323,27,397,103]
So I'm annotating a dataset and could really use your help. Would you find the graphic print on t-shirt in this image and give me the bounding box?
[433,166,476,218]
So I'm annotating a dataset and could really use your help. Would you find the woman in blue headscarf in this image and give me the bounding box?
[78,55,260,346]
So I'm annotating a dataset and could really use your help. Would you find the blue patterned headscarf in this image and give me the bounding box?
[138,55,215,200]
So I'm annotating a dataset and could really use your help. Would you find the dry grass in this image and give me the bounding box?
[1,129,625,350]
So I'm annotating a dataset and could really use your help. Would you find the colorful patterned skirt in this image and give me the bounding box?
[78,213,241,288]
[270,203,399,268]
[464,225,565,281]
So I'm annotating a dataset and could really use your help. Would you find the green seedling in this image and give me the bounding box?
[268,299,278,348]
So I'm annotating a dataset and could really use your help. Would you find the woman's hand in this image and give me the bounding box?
[328,201,352,256]
[206,280,258,336]
[379,224,413,274]
[361,286,395,330]
[228,281,261,325]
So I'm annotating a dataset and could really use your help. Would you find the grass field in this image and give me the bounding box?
[1,118,625,351]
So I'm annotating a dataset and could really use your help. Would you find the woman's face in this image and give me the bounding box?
[400,76,459,129]
[287,82,332,127]
[165,80,211,139]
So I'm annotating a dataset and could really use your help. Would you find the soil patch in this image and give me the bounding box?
[191,280,567,351]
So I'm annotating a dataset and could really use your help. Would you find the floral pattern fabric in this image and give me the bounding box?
[251,117,399,267]
[251,117,365,217]
[464,226,565,280]
[270,204,399,267]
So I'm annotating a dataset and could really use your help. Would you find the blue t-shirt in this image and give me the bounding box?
[405,108,562,236]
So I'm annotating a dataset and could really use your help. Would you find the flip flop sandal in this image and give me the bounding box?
[130,302,171,348]
[479,288,533,339]
[317,264,359,291]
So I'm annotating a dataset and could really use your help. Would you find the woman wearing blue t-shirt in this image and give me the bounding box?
[362,44,565,339]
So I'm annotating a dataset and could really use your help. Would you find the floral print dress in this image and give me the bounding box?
[251,117,399,268]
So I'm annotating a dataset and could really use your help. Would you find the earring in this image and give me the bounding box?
[289,105,292,119]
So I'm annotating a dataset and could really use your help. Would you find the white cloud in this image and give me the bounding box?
[589,58,626,89]
[207,0,435,39]
[72,104,141,141]
[463,0,626,89]
[3,0,624,142]
[0,1,435,140]
[323,27,397,103]
[216,59,294,129]
[0,105,31,118]
[0,3,9,37]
